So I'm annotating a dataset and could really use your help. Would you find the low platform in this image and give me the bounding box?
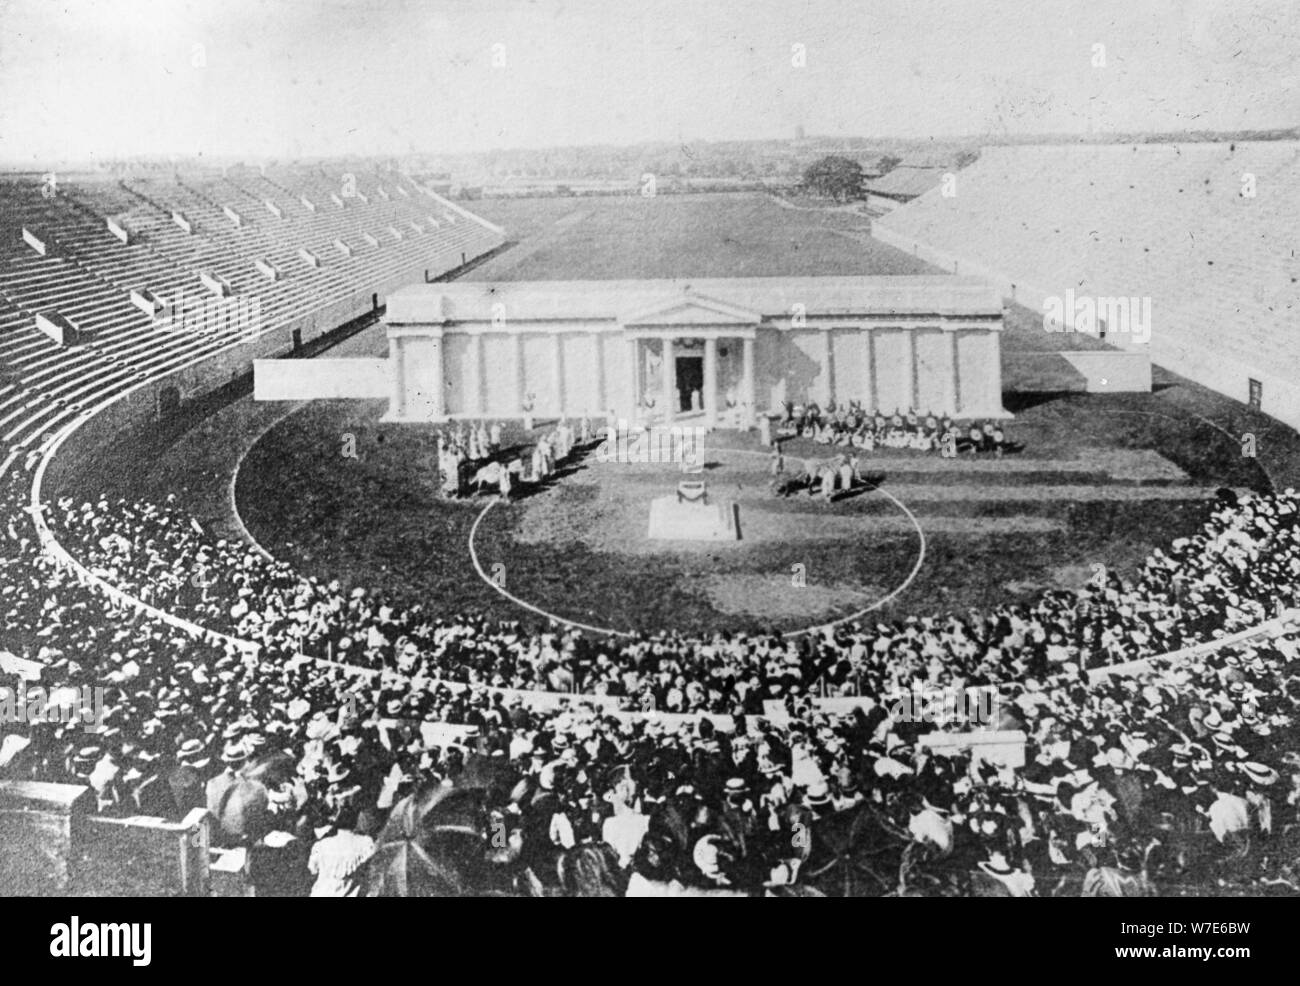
[647,495,741,541]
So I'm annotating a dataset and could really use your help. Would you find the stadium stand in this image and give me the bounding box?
[0,166,505,472]
[872,142,1300,430]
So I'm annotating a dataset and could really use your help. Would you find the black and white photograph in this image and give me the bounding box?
[0,0,1297,924]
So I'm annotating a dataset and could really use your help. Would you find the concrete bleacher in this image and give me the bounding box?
[0,165,506,471]
[872,141,1300,430]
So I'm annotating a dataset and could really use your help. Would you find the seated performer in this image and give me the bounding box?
[992,424,1006,458]
[968,423,984,455]
[940,426,959,459]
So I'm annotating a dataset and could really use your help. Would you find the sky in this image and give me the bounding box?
[0,0,1297,163]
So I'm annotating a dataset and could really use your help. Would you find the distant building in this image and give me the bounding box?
[864,166,950,211]
[855,155,894,181]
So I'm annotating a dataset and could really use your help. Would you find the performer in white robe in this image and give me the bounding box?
[441,449,461,497]
[820,466,835,500]
[838,458,854,492]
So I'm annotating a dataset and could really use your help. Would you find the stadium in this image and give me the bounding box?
[2,0,1299,903]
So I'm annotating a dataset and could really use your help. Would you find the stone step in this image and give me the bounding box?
[865,482,1235,503]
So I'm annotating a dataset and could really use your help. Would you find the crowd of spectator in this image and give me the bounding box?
[3,453,1300,895]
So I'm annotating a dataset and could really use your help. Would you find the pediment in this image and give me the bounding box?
[621,293,761,327]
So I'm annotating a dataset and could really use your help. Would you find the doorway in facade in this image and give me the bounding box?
[675,355,704,412]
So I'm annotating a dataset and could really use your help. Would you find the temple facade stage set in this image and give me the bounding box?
[253,276,1009,427]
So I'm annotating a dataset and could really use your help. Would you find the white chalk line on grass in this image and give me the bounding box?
[790,482,926,638]
[465,455,927,639]
[468,498,634,638]
[720,445,928,635]
[227,401,307,563]
[1089,406,1278,495]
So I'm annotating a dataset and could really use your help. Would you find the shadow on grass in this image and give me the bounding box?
[1003,391,1077,414]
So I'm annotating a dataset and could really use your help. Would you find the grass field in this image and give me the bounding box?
[465,193,936,281]
[233,388,1264,637]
